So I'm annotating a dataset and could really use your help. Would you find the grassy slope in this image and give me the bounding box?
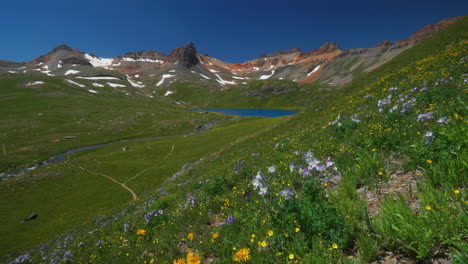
[159,79,330,109]
[0,74,224,172]
[3,17,468,263]
[0,116,286,256]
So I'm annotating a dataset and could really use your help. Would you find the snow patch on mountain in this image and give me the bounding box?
[259,70,275,80]
[25,81,44,86]
[92,83,104,87]
[107,82,126,88]
[127,77,145,88]
[214,74,236,85]
[164,90,174,96]
[65,70,80,75]
[88,89,98,94]
[121,57,163,63]
[66,79,85,87]
[200,74,211,80]
[307,65,320,76]
[85,54,114,68]
[156,74,175,86]
[76,76,120,80]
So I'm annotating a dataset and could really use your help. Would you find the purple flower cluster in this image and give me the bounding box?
[417,112,434,121]
[9,253,31,264]
[279,188,294,200]
[221,215,235,226]
[437,116,449,125]
[423,131,435,144]
[123,221,131,232]
[144,209,164,223]
[250,171,268,195]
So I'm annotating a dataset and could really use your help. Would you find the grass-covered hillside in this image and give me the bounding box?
[3,18,467,264]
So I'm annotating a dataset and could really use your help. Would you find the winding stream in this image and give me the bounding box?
[0,121,217,180]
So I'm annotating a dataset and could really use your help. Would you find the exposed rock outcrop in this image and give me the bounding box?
[165,42,200,68]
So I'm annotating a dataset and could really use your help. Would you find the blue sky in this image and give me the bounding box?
[1,0,466,63]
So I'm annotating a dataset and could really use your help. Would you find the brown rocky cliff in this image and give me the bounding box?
[396,16,464,45]
[165,42,200,68]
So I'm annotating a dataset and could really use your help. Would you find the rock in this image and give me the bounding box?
[21,212,38,223]
[122,146,129,152]
[64,136,76,140]
[165,42,200,68]
[330,175,342,184]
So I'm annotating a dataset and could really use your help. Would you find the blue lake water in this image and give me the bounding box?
[197,108,299,117]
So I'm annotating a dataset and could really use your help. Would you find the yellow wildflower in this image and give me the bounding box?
[187,233,194,241]
[295,227,300,232]
[453,189,460,194]
[267,230,274,236]
[425,205,432,210]
[212,233,219,239]
[426,160,433,164]
[233,248,250,262]
[186,252,201,264]
[289,253,295,260]
[332,243,338,249]
[259,241,267,247]
[173,259,186,264]
[136,229,146,235]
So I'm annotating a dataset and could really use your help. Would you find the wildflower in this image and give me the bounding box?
[295,227,300,232]
[187,233,194,241]
[351,114,361,123]
[425,205,432,210]
[95,240,104,247]
[172,259,185,264]
[233,248,250,262]
[213,233,220,239]
[137,229,146,235]
[144,209,164,223]
[63,251,73,262]
[426,160,433,164]
[268,230,274,236]
[222,215,235,225]
[437,116,449,125]
[250,172,263,190]
[423,131,435,144]
[289,253,295,260]
[259,185,268,195]
[10,253,31,264]
[332,243,338,249]
[267,165,276,173]
[417,112,434,121]
[279,188,294,200]
[453,189,460,194]
[186,252,201,264]
[259,241,267,247]
[123,221,131,232]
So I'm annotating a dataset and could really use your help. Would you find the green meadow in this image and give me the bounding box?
[1,17,467,264]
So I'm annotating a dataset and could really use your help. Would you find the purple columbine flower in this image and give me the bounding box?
[124,221,131,232]
[95,240,103,247]
[226,215,235,225]
[267,165,276,173]
[250,172,263,190]
[259,185,268,195]
[63,251,73,262]
[423,131,435,144]
[279,188,294,200]
[437,116,449,125]
[417,112,434,121]
[144,210,164,223]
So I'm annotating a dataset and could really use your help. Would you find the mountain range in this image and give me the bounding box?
[0,16,462,91]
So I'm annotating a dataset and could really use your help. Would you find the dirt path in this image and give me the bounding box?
[124,144,175,184]
[79,166,138,201]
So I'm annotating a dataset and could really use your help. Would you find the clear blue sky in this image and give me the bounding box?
[1,0,466,63]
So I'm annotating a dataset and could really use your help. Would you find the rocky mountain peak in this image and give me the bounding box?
[50,43,74,53]
[166,42,199,68]
[373,41,393,48]
[318,42,341,53]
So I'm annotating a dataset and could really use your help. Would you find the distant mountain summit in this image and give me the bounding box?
[166,42,200,68]
[5,16,461,87]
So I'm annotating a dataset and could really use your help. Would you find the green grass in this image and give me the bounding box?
[0,116,286,256]
[2,16,468,264]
